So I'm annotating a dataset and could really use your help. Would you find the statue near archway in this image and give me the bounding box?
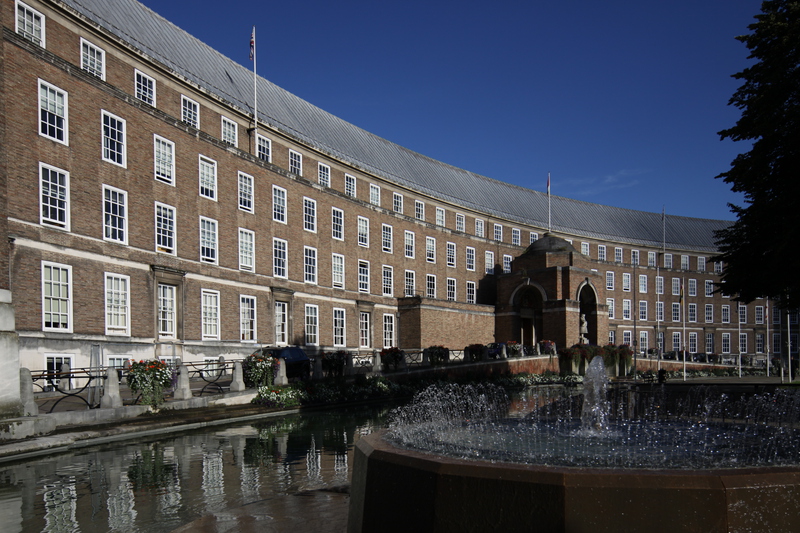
[579,313,589,345]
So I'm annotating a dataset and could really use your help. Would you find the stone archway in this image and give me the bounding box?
[514,285,545,348]
[577,282,599,345]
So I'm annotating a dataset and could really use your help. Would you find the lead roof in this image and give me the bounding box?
[55,0,730,253]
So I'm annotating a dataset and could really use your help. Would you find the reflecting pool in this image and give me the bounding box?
[0,405,392,532]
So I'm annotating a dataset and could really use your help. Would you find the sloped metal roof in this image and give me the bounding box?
[57,0,730,252]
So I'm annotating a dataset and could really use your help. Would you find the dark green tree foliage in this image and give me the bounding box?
[714,0,800,307]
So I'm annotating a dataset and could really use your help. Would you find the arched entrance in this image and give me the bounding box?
[514,285,545,348]
[577,282,599,345]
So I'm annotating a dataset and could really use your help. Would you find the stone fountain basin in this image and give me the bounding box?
[348,431,800,533]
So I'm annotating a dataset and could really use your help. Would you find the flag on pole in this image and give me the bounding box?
[547,173,551,195]
[249,26,255,61]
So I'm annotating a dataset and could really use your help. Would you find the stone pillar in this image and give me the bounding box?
[274,358,288,386]
[19,368,37,416]
[313,355,324,380]
[372,350,382,374]
[0,290,21,418]
[422,348,430,366]
[173,363,193,400]
[100,367,122,409]
[229,361,246,392]
[500,344,507,359]
[346,352,355,376]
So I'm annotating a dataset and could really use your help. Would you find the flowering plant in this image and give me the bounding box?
[127,359,174,408]
[381,347,404,371]
[426,345,449,365]
[243,353,280,388]
[505,341,521,357]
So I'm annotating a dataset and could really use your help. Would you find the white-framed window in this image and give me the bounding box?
[705,280,714,297]
[657,301,665,322]
[639,274,647,293]
[739,303,747,324]
[688,279,697,297]
[475,219,484,237]
[672,302,681,322]
[272,186,287,223]
[273,238,287,278]
[154,135,175,184]
[382,224,393,253]
[756,305,764,324]
[698,257,706,271]
[494,224,503,242]
[623,331,632,346]
[722,304,731,323]
[436,207,445,227]
[714,261,723,274]
[38,80,68,144]
[598,245,606,261]
[456,213,465,232]
[581,242,590,255]
[383,314,395,348]
[155,202,175,254]
[331,207,344,240]
[359,312,371,348]
[16,1,45,46]
[101,111,126,167]
[606,272,615,290]
[622,299,631,320]
[382,265,393,296]
[503,255,512,274]
[664,254,673,269]
[345,174,356,197]
[631,250,639,265]
[513,229,521,246]
[157,283,176,338]
[238,172,254,212]
[358,261,370,293]
[40,163,69,230]
[80,38,105,79]
[303,197,316,232]
[135,69,155,105]
[648,251,657,267]
[705,304,714,323]
[104,272,130,336]
[614,247,623,263]
[609,331,616,345]
[640,331,649,352]
[756,333,765,354]
[238,228,255,271]
[466,281,476,304]
[639,301,648,321]
[622,273,631,291]
[446,242,456,267]
[681,255,690,270]
[688,303,697,322]
[673,332,682,352]
[357,216,370,247]
[274,301,288,345]
[318,163,330,187]
[404,270,415,297]
[672,278,681,296]
[426,236,436,263]
[289,150,302,175]
[404,231,415,258]
[426,274,437,298]
[607,298,615,319]
[181,95,199,128]
[415,200,425,221]
[37,256,76,330]
[199,217,218,264]
[369,183,381,206]
[447,278,456,301]
[257,134,271,162]
[304,304,319,346]
[303,246,317,284]
[240,295,256,342]
[689,332,698,354]
[393,192,404,213]
[332,253,345,289]
[198,156,217,200]
[740,333,748,354]
[722,333,731,354]
[656,276,664,295]
[103,185,127,244]
[485,251,495,275]
[706,333,715,354]
[466,247,475,271]
[333,308,346,347]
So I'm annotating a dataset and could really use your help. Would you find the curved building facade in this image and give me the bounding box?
[1,0,792,375]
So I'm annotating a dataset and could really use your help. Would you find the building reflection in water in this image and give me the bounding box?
[0,404,389,532]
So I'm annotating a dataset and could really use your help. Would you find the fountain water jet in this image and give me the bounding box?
[348,360,800,532]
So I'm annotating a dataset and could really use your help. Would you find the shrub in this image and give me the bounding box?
[242,353,280,388]
[381,347,404,371]
[427,345,449,365]
[322,350,348,378]
[127,359,174,408]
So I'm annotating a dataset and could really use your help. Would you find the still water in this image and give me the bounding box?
[0,404,393,532]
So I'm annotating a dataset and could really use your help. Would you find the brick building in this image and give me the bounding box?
[1,0,796,376]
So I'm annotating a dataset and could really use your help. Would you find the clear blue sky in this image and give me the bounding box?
[138,0,761,221]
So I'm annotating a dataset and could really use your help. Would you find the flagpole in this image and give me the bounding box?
[250,26,258,152]
[682,276,687,381]
[547,173,551,233]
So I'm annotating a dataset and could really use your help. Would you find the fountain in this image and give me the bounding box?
[348,357,800,532]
